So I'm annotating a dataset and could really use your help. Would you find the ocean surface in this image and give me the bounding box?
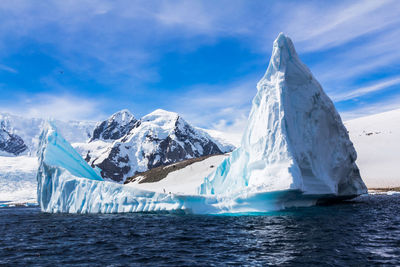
[1,194,399,266]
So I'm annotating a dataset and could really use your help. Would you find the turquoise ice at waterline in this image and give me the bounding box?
[36,33,367,214]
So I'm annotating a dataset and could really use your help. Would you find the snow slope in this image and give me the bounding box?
[129,154,229,195]
[201,128,237,151]
[0,156,38,204]
[345,109,400,188]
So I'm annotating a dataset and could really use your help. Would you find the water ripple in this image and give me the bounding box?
[1,195,400,266]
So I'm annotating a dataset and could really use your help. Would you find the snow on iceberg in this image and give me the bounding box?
[36,33,367,214]
[199,33,367,198]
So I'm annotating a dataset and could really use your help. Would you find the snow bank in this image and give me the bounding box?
[345,109,400,188]
[0,156,37,204]
[129,154,229,195]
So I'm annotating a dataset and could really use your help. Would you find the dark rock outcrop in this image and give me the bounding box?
[0,128,28,155]
[90,109,137,142]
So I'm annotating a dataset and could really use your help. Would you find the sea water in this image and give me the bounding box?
[1,194,399,266]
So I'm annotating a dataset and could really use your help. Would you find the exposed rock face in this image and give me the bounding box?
[90,109,137,142]
[0,128,28,156]
[90,109,224,182]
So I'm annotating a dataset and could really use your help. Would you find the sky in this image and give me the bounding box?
[0,0,400,139]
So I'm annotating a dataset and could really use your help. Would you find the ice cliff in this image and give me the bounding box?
[36,33,367,214]
[199,33,367,197]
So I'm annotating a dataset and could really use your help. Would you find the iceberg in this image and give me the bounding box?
[199,33,367,198]
[36,33,367,214]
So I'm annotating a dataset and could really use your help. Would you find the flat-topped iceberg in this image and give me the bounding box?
[36,33,367,214]
[37,122,195,213]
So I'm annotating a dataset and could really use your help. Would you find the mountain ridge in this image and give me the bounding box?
[88,108,234,182]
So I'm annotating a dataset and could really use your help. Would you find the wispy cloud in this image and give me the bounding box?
[310,26,400,87]
[167,77,257,128]
[0,64,17,73]
[282,0,400,52]
[340,95,400,121]
[333,76,400,102]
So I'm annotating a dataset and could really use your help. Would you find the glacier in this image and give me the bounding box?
[36,33,367,214]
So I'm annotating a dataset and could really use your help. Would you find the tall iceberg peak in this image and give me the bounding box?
[261,32,299,83]
[199,33,367,197]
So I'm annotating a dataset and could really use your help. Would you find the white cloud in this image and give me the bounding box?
[167,77,256,128]
[340,95,400,121]
[0,64,17,73]
[1,94,106,121]
[283,0,400,52]
[310,25,400,88]
[209,114,248,147]
[332,76,400,102]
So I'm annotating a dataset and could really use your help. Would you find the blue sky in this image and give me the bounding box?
[0,0,400,136]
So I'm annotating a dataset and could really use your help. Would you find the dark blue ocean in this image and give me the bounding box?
[1,194,399,266]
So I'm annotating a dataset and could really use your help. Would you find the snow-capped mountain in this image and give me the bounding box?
[88,109,231,182]
[0,113,96,155]
[89,109,137,142]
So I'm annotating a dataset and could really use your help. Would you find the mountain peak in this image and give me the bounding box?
[109,109,135,122]
[142,109,179,123]
[89,109,228,182]
[90,109,137,142]
[149,109,178,117]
